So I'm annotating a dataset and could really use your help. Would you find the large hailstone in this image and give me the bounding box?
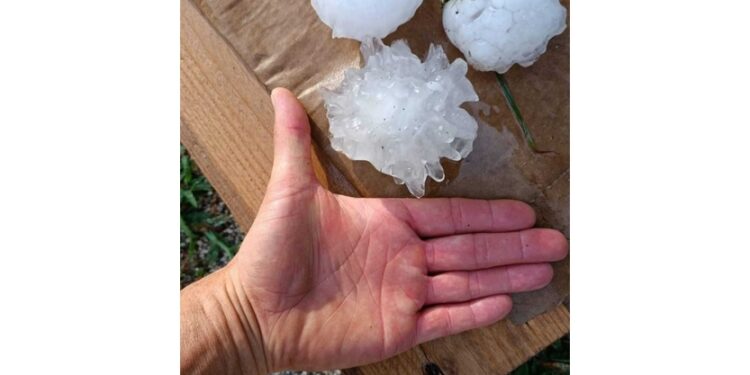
[311,0,423,41]
[322,39,479,197]
[443,0,567,73]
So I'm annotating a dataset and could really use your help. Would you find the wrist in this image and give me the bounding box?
[181,265,270,375]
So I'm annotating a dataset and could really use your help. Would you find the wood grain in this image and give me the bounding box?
[181,0,356,230]
[181,1,429,371]
[180,0,569,373]
[191,0,570,325]
[181,0,273,230]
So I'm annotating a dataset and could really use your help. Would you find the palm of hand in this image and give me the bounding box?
[228,88,567,372]
[237,184,429,370]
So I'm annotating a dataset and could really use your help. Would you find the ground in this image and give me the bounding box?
[180,145,569,374]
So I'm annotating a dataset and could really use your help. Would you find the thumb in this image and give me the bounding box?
[268,87,316,190]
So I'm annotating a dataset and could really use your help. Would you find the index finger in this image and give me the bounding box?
[391,198,536,238]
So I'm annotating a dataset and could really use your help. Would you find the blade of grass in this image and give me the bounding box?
[190,176,211,192]
[206,214,233,227]
[181,154,192,184]
[182,190,199,208]
[205,231,233,256]
[183,211,211,225]
[496,73,550,153]
[180,215,195,238]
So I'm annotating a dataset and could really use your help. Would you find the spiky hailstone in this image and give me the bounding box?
[322,39,479,197]
[443,0,567,73]
[311,0,423,41]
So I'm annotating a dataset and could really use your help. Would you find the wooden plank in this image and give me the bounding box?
[190,0,570,323]
[181,0,427,372]
[181,0,570,373]
[181,0,273,230]
[181,0,357,230]
[417,305,569,375]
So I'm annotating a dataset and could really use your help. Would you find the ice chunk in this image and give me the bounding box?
[442,0,567,73]
[321,39,479,197]
[311,0,423,41]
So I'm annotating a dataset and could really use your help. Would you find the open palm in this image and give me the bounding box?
[228,89,568,372]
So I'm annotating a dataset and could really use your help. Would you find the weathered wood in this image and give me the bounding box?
[181,0,357,230]
[181,0,570,373]
[416,305,569,375]
[181,0,273,230]
[191,0,570,325]
[181,2,429,371]
[347,306,569,375]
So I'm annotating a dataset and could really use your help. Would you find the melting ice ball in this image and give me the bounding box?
[322,39,479,197]
[311,0,423,41]
[443,0,567,73]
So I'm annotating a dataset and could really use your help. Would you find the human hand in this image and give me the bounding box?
[180,88,568,374]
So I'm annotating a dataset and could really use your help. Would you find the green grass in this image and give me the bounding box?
[179,146,569,372]
[180,145,242,288]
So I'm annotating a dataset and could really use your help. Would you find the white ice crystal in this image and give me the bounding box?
[322,39,479,197]
[443,0,567,73]
[311,0,423,41]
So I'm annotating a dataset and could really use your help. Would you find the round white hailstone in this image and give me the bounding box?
[321,39,479,197]
[443,0,567,73]
[311,0,423,41]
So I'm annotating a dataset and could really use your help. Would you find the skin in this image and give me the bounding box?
[180,88,569,374]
